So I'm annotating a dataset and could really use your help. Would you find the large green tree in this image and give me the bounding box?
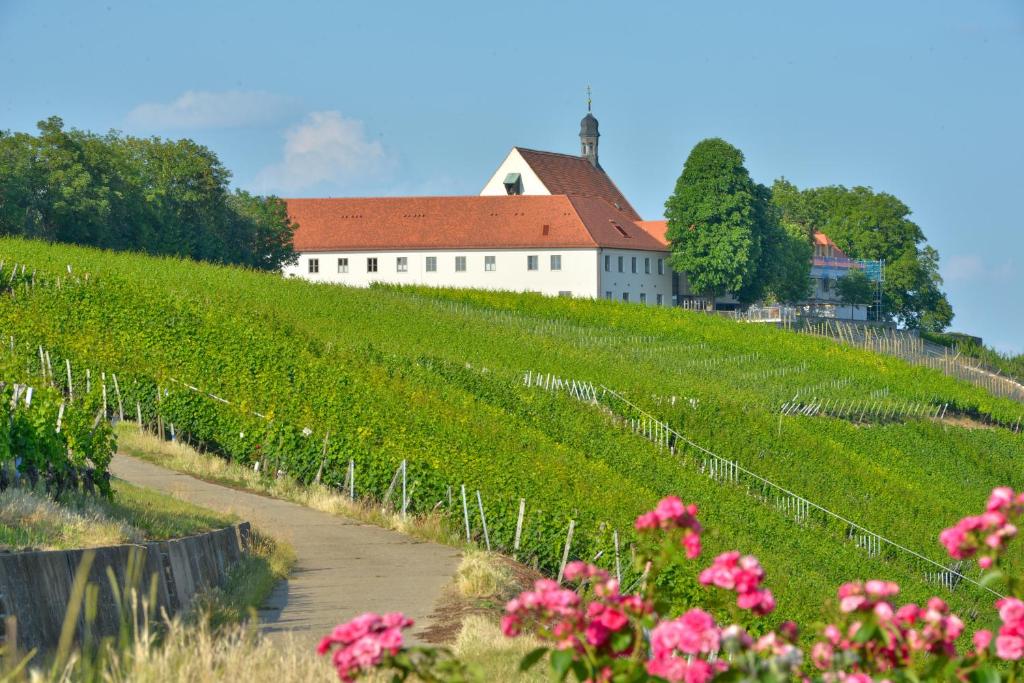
[0,117,297,270]
[665,140,812,307]
[665,139,761,306]
[771,179,952,331]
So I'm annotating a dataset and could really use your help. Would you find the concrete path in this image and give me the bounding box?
[110,454,461,644]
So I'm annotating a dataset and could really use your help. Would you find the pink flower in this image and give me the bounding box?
[974,629,993,652]
[650,609,720,657]
[682,532,702,559]
[811,641,833,669]
[318,612,414,682]
[988,487,1015,511]
[634,497,703,546]
[940,490,1022,568]
[701,552,774,613]
[600,607,628,631]
[997,634,1024,661]
[998,598,1024,627]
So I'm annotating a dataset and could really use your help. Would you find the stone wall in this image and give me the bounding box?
[0,522,250,654]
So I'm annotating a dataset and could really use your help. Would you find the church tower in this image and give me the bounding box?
[580,87,600,168]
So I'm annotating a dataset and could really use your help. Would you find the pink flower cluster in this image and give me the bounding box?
[995,597,1024,660]
[317,612,413,682]
[940,486,1021,569]
[646,609,725,683]
[502,562,650,657]
[635,496,702,559]
[698,551,775,615]
[813,583,965,673]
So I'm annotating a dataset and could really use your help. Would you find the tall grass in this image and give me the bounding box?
[0,481,236,551]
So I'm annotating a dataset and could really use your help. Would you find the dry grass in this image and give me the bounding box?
[16,615,541,683]
[116,424,464,548]
[26,619,334,683]
[0,487,140,550]
[0,480,236,551]
[456,550,515,599]
[452,615,546,682]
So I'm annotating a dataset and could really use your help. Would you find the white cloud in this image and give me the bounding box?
[945,254,1015,284]
[944,254,984,282]
[254,111,390,194]
[125,90,296,129]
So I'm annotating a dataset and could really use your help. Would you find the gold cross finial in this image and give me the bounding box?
[586,85,592,112]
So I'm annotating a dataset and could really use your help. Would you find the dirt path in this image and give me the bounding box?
[110,454,461,645]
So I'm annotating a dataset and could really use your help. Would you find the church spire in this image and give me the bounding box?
[579,86,600,168]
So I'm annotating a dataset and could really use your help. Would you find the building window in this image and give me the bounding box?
[527,255,539,271]
[558,291,572,297]
[640,293,647,304]
[485,255,496,271]
[622,292,629,302]
[455,256,467,272]
[550,255,562,271]
[604,254,611,271]
[656,293,664,305]
[396,257,408,272]
[425,256,437,272]
[308,258,319,274]
[367,257,378,273]
[658,258,665,275]
[822,277,831,292]
[631,256,637,274]
[617,256,623,273]
[645,257,651,274]
[337,257,348,273]
[605,291,612,300]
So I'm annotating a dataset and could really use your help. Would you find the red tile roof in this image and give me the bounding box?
[515,148,642,221]
[813,231,849,258]
[286,195,668,253]
[635,220,669,247]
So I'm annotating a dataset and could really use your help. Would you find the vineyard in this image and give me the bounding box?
[1,237,1023,631]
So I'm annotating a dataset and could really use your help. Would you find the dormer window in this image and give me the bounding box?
[503,172,523,195]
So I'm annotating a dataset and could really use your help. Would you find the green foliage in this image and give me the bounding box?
[2,238,1023,631]
[665,139,760,303]
[923,332,1024,384]
[664,142,812,307]
[835,268,875,309]
[0,117,297,270]
[0,379,116,497]
[771,179,953,331]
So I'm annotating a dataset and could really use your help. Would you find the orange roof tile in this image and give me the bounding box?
[286,195,668,253]
[813,231,849,257]
[635,220,669,247]
[515,148,642,221]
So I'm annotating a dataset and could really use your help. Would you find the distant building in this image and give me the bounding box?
[284,109,880,317]
[285,109,673,305]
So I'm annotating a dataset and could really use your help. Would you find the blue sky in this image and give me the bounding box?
[2,1,1022,353]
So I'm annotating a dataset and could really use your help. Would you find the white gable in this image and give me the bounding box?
[479,148,550,196]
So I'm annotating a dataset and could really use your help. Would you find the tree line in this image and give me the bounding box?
[665,138,952,331]
[0,117,297,270]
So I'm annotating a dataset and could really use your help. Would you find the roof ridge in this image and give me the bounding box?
[514,147,587,160]
[284,194,569,203]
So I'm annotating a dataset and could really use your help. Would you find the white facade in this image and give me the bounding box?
[479,149,551,196]
[285,248,600,299]
[597,249,673,305]
[284,246,673,305]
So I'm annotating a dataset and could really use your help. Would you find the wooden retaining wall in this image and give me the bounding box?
[0,522,250,654]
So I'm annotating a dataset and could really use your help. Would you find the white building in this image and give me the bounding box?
[284,110,674,305]
[284,109,877,316]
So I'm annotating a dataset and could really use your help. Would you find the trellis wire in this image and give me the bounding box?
[527,371,1000,597]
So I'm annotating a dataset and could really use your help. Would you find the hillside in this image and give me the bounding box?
[1,237,1022,632]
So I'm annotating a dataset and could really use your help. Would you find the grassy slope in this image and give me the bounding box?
[0,480,235,550]
[2,238,1023,631]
